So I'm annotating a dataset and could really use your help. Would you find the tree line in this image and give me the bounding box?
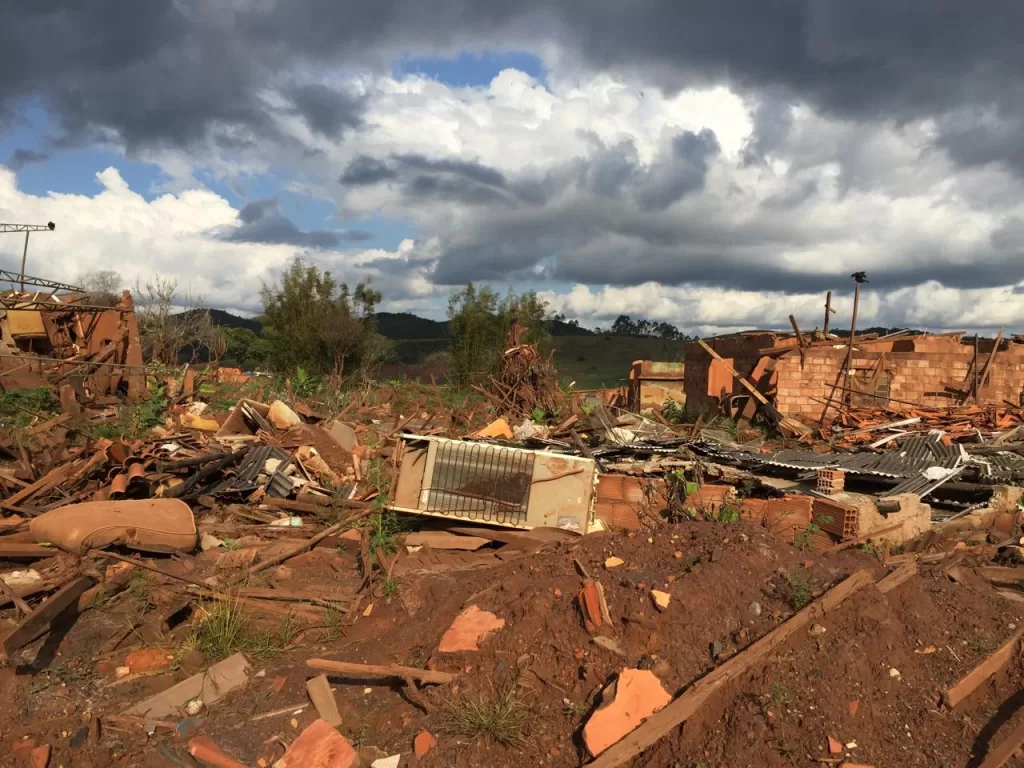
[78,259,693,384]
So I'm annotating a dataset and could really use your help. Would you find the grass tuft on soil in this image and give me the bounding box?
[785,571,815,610]
[185,598,296,661]
[444,676,536,748]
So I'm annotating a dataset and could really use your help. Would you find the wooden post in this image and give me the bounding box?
[972,327,1005,405]
[823,291,834,336]
[819,276,864,427]
[973,333,979,403]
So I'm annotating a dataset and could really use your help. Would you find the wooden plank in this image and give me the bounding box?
[977,715,1024,768]
[0,463,72,511]
[306,659,457,685]
[2,575,95,656]
[972,328,1006,403]
[825,522,903,553]
[305,674,343,727]
[943,627,1024,709]
[0,542,56,559]
[977,567,1024,587]
[405,531,491,551]
[876,562,918,594]
[26,412,72,436]
[586,569,874,767]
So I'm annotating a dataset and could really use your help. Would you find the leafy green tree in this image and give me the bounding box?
[260,258,386,377]
[447,283,548,384]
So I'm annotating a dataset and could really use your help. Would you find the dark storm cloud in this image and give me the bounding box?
[340,156,397,185]
[393,154,507,188]
[4,149,50,171]
[220,197,340,248]
[5,1,1023,169]
[285,83,365,136]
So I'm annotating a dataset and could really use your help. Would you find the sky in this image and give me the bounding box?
[2,2,1024,336]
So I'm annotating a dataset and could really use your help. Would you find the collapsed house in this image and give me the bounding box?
[0,272,144,402]
[685,330,1024,424]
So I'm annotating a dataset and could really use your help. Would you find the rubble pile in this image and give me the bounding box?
[3,319,1024,766]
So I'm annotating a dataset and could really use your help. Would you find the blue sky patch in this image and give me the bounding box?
[395,50,545,87]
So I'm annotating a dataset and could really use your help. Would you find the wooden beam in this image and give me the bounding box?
[972,328,1006,403]
[586,569,874,767]
[697,339,810,436]
[788,315,807,348]
[943,627,1024,709]
[0,542,56,559]
[306,658,458,685]
[2,575,95,656]
[305,674,343,727]
[977,715,1024,768]
[875,562,918,594]
[823,290,834,336]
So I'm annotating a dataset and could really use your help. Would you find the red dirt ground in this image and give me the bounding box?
[1,521,1022,767]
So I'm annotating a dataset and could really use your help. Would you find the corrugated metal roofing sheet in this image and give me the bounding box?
[693,434,965,485]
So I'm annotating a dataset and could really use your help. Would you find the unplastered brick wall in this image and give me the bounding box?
[684,333,781,417]
[775,344,1024,419]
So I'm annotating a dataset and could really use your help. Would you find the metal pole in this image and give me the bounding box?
[19,231,29,292]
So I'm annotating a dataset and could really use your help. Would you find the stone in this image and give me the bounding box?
[650,590,671,612]
[592,636,628,657]
[413,730,437,757]
[438,605,505,652]
[371,757,401,768]
[604,556,624,568]
[125,648,175,674]
[268,400,301,429]
[749,601,762,617]
[582,668,671,757]
[710,639,725,660]
[808,624,827,637]
[274,719,358,768]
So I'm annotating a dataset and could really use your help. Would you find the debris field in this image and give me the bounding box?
[3,282,1024,767]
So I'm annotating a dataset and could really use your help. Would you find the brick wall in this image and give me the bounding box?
[774,341,1024,419]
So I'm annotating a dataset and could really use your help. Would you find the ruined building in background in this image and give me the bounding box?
[0,272,144,402]
[685,330,1024,423]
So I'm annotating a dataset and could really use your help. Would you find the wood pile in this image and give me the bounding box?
[829,403,1024,446]
[473,321,565,420]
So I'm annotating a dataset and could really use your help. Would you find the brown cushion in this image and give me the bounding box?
[30,498,197,554]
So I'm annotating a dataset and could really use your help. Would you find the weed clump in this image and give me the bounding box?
[444,676,535,748]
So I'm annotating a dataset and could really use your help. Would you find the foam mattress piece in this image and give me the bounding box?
[30,498,197,554]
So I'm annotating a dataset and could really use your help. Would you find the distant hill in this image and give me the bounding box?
[375,312,448,340]
[180,308,262,335]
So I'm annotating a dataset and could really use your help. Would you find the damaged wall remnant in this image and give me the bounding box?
[391,435,598,533]
[0,284,145,402]
[685,331,1024,424]
[628,360,685,411]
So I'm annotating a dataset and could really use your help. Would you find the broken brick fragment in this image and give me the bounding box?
[413,730,437,757]
[30,745,51,768]
[438,605,505,652]
[275,719,358,768]
[582,668,671,756]
[578,581,603,633]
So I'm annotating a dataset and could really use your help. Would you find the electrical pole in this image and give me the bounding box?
[0,222,56,291]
